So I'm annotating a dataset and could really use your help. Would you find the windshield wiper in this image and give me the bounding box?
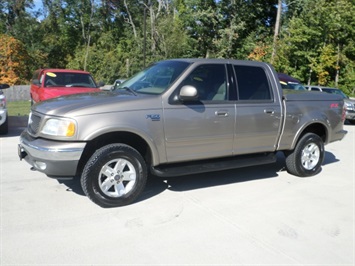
[121,87,137,96]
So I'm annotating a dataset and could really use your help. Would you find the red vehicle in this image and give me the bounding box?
[30,69,102,104]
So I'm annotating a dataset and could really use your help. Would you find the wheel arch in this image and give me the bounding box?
[292,122,328,150]
[76,131,158,177]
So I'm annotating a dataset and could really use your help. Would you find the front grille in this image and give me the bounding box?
[28,113,42,135]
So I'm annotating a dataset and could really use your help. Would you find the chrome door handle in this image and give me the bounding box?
[215,110,229,117]
[264,109,275,114]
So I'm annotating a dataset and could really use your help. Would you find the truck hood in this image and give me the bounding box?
[40,87,101,101]
[32,90,160,117]
[344,98,355,104]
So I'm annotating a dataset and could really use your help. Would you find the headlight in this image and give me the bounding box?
[344,102,353,111]
[0,98,6,109]
[41,118,76,137]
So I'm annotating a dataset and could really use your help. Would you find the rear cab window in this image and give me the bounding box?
[233,65,273,101]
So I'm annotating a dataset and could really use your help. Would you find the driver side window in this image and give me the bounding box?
[182,64,227,101]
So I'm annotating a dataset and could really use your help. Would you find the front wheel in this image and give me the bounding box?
[81,144,147,208]
[285,133,325,177]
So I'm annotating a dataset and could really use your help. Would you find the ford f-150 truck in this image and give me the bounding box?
[18,59,347,208]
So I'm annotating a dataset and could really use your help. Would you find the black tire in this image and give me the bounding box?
[81,144,147,208]
[285,133,324,177]
[0,115,9,135]
[348,119,355,125]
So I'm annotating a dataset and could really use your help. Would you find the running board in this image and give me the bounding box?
[150,152,277,177]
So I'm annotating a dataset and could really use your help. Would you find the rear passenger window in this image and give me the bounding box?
[234,65,272,101]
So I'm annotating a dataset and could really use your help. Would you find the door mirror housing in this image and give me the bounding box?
[32,79,41,85]
[179,85,198,101]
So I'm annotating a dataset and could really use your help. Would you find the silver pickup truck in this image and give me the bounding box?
[18,59,347,208]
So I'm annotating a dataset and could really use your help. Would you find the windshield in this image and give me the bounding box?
[43,72,97,88]
[322,88,348,99]
[116,61,190,95]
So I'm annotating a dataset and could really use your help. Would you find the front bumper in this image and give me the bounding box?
[345,110,355,121]
[18,130,86,178]
[0,109,7,126]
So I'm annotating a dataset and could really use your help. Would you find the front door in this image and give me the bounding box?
[163,63,235,163]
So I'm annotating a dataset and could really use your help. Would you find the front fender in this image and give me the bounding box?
[84,125,163,165]
[76,111,166,166]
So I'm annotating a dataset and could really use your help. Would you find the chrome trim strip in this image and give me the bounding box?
[20,137,85,161]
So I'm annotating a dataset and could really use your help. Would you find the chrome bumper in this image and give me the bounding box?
[0,109,7,125]
[19,130,86,178]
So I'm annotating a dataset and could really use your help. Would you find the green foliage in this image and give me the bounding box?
[273,0,355,94]
[0,0,353,95]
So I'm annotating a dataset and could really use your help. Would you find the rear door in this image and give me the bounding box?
[232,64,283,154]
[162,63,235,163]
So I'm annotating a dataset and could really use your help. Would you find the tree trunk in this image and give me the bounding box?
[335,43,340,87]
[83,0,94,71]
[271,0,282,64]
[149,1,156,53]
[124,0,137,39]
[307,68,312,85]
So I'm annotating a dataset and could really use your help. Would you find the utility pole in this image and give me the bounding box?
[271,0,282,64]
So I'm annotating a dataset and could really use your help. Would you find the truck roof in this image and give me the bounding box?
[40,68,90,74]
[278,73,301,83]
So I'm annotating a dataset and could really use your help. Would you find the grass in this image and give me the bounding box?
[7,101,31,116]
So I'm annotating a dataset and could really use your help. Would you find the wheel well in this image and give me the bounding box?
[298,123,327,143]
[76,132,151,176]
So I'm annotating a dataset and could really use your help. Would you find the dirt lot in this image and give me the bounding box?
[1,124,354,265]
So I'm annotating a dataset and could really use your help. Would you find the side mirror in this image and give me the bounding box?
[179,85,198,101]
[32,79,41,85]
[0,84,10,90]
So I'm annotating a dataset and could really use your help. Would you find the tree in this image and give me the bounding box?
[180,0,219,58]
[0,0,354,95]
[0,34,31,84]
[274,0,355,91]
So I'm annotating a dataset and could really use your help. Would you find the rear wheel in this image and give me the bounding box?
[81,144,147,208]
[285,133,324,177]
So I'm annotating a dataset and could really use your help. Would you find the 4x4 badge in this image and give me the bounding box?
[146,114,160,121]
